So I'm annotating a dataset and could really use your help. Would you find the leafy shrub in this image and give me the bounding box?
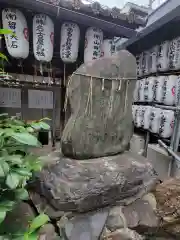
[0,29,51,239]
[0,114,51,239]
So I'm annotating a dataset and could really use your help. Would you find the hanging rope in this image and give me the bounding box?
[64,63,66,86]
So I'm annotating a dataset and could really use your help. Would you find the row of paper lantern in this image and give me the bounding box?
[2,8,115,64]
[136,37,180,77]
[133,75,180,106]
[132,105,174,139]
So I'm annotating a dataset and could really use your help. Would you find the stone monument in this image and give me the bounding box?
[29,50,159,239]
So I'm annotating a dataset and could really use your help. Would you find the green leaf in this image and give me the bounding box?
[6,172,21,189]
[39,122,50,130]
[0,29,13,35]
[23,232,38,240]
[30,123,42,130]
[29,214,50,234]
[0,53,8,62]
[10,132,40,147]
[26,127,34,133]
[0,161,9,177]
[15,168,32,177]
[6,155,23,165]
[0,201,15,213]
[15,189,29,200]
[39,117,51,121]
[0,201,15,210]
[0,211,6,224]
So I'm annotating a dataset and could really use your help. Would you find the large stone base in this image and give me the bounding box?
[30,151,158,213]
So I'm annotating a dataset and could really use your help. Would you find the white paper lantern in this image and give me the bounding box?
[175,75,180,106]
[136,105,143,128]
[140,106,146,128]
[132,105,138,126]
[2,8,29,59]
[33,14,54,62]
[162,75,176,106]
[168,38,177,70]
[149,45,158,74]
[132,104,137,123]
[139,79,145,102]
[84,27,103,64]
[136,54,141,77]
[144,106,152,130]
[133,80,140,102]
[157,41,170,72]
[173,37,180,70]
[154,76,165,103]
[60,22,80,63]
[159,110,174,138]
[144,77,155,102]
[101,39,115,58]
[144,50,150,75]
[149,107,161,134]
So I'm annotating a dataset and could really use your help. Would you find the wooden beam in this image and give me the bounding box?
[0,0,137,38]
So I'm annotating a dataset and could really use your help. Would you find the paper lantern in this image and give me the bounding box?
[168,38,177,70]
[154,76,166,103]
[144,77,155,102]
[84,27,103,64]
[159,110,174,138]
[101,39,115,58]
[2,8,29,59]
[175,75,180,106]
[149,45,158,74]
[60,22,80,63]
[135,106,142,128]
[33,14,54,62]
[149,107,161,134]
[132,105,138,126]
[144,50,150,75]
[133,80,140,102]
[157,41,170,72]
[162,75,176,106]
[144,106,152,130]
[173,37,180,70]
[139,79,145,102]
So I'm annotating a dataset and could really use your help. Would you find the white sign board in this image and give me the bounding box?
[28,90,53,109]
[0,88,21,108]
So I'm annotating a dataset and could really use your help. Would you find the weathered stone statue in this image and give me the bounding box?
[61,50,136,159]
[28,50,162,239]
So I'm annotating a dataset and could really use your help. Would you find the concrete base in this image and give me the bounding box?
[147,144,172,180]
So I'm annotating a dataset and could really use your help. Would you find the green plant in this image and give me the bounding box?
[0,29,51,239]
[0,114,51,239]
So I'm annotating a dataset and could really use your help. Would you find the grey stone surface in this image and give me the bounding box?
[30,192,65,219]
[31,151,158,213]
[122,199,159,229]
[39,224,58,240]
[61,50,136,159]
[102,228,145,240]
[64,209,109,240]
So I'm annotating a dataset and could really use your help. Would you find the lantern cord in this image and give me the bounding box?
[64,76,73,112]
[90,76,93,117]
[64,64,66,86]
[102,78,105,91]
[40,62,43,75]
[118,79,122,91]
[124,80,129,115]
[108,81,115,118]
[85,77,92,116]
[72,72,136,81]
